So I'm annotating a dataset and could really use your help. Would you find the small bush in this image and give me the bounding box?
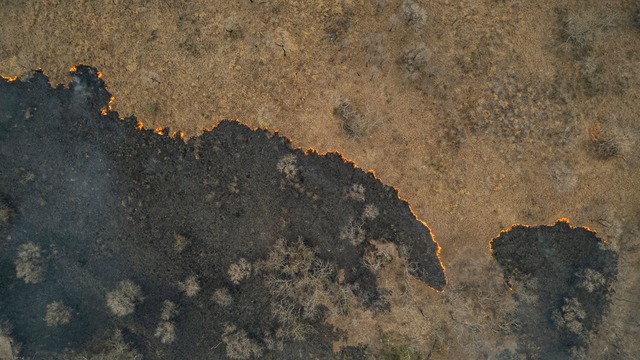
[222,324,263,360]
[160,300,178,321]
[377,338,420,360]
[260,238,340,340]
[0,321,21,359]
[588,121,619,159]
[44,301,72,327]
[174,234,190,253]
[552,297,586,336]
[362,204,380,220]
[213,288,233,307]
[0,202,10,226]
[154,300,178,345]
[401,43,432,83]
[334,99,368,139]
[106,280,144,317]
[340,218,366,246]
[276,154,299,181]
[143,102,159,116]
[345,183,366,202]
[69,329,142,360]
[178,275,200,297]
[228,258,252,285]
[400,0,427,29]
[154,321,176,344]
[15,242,44,284]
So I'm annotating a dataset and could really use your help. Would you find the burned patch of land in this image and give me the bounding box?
[0,67,444,359]
[491,220,618,359]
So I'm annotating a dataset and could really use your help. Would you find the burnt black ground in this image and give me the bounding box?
[0,67,445,359]
[491,221,618,359]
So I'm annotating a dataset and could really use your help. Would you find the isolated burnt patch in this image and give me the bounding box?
[491,220,618,359]
[0,67,444,359]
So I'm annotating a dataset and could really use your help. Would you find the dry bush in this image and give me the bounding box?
[228,258,252,285]
[15,242,44,284]
[401,42,431,83]
[362,240,397,274]
[68,329,142,360]
[0,321,20,360]
[552,297,587,337]
[339,218,366,246]
[344,183,365,202]
[362,204,379,220]
[173,234,190,253]
[444,262,519,358]
[259,238,341,340]
[333,98,383,139]
[222,324,263,360]
[589,121,620,159]
[276,154,298,181]
[577,268,606,293]
[106,280,144,317]
[556,7,616,57]
[178,275,200,297]
[0,202,10,226]
[45,301,72,327]
[400,0,427,29]
[154,321,176,344]
[160,300,178,321]
[154,301,178,345]
[212,288,233,307]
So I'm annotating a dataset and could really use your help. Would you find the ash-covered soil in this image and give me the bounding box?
[491,220,618,359]
[0,67,444,359]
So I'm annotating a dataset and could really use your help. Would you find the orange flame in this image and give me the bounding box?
[488,217,602,255]
[135,121,144,131]
[170,131,185,140]
[1,75,18,82]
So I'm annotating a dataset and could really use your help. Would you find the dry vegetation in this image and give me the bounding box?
[257,237,341,341]
[105,280,144,317]
[227,258,252,285]
[222,324,263,360]
[0,321,20,360]
[44,301,72,327]
[178,275,201,297]
[15,242,45,284]
[66,329,143,360]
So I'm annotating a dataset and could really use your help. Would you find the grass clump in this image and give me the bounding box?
[589,121,620,160]
[334,99,367,139]
[143,101,159,116]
